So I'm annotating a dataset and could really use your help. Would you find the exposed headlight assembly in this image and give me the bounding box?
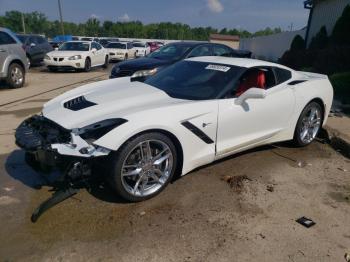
[68,55,82,60]
[131,68,158,78]
[77,118,128,143]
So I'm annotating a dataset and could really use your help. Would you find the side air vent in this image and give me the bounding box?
[63,96,97,111]
[288,80,307,85]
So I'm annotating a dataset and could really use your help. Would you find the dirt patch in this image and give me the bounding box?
[221,175,252,193]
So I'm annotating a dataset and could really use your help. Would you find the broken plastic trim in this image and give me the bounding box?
[78,118,128,142]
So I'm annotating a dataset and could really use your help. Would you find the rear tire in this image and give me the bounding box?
[7,63,25,88]
[107,132,177,202]
[293,102,323,147]
[84,58,91,72]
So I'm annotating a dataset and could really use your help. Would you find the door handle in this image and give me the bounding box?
[202,122,212,128]
[0,49,6,52]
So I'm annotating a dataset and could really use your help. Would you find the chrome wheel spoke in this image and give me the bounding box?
[122,168,142,177]
[121,139,173,197]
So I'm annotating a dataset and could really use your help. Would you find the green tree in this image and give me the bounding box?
[290,35,305,51]
[332,4,350,46]
[309,26,328,49]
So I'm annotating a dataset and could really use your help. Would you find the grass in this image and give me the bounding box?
[329,72,350,104]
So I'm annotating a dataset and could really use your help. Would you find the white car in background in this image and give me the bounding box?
[16,57,333,202]
[133,42,150,57]
[44,41,109,72]
[107,42,136,61]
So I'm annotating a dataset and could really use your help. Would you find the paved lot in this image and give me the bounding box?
[0,66,349,262]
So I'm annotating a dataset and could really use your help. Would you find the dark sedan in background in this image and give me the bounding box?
[16,34,52,65]
[110,42,251,81]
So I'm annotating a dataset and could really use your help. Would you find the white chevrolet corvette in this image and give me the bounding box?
[16,57,333,202]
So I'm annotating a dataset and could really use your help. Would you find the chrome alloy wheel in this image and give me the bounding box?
[121,140,174,197]
[299,106,322,144]
[11,66,24,85]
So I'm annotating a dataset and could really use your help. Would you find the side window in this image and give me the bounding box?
[0,32,16,45]
[274,67,292,84]
[36,36,45,44]
[188,45,212,57]
[29,36,37,45]
[213,45,232,56]
[95,42,102,50]
[233,67,276,97]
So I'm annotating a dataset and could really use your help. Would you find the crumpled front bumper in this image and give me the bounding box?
[15,115,110,169]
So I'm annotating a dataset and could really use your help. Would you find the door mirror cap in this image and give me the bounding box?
[54,47,58,51]
[91,48,97,52]
[235,88,267,105]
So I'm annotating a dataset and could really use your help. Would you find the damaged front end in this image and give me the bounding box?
[15,115,126,222]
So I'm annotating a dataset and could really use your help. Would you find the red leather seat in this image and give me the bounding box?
[236,70,266,97]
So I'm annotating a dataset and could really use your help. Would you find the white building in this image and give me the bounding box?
[304,0,350,46]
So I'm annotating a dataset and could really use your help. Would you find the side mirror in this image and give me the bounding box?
[235,88,266,105]
[54,47,58,51]
[30,43,36,47]
[91,48,97,52]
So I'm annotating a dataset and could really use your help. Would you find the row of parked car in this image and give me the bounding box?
[0,27,251,88]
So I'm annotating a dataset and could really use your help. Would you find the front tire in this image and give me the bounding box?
[84,58,91,72]
[108,132,177,202]
[7,63,25,88]
[102,56,109,69]
[293,102,323,146]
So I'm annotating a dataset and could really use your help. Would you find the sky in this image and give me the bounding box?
[0,0,310,32]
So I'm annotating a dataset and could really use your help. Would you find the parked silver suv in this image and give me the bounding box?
[0,27,29,88]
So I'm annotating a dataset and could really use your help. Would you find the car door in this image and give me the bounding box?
[0,32,11,73]
[95,42,105,64]
[90,42,101,66]
[216,66,295,158]
[28,36,42,62]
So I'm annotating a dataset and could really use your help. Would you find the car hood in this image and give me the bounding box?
[42,77,182,129]
[47,50,88,57]
[117,57,173,70]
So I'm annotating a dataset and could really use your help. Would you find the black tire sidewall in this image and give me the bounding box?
[84,58,91,72]
[293,102,323,147]
[7,63,25,88]
[103,56,108,68]
[109,132,177,202]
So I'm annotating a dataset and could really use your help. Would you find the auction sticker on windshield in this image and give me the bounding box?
[205,64,231,72]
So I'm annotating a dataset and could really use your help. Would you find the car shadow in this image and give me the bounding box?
[5,149,128,204]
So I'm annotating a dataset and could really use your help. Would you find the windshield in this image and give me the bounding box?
[107,43,126,49]
[58,42,90,51]
[133,42,145,47]
[147,44,192,61]
[16,35,28,43]
[145,61,242,100]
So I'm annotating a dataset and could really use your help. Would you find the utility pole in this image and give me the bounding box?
[21,12,26,34]
[58,0,65,35]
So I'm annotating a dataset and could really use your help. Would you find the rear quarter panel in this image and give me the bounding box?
[291,76,334,129]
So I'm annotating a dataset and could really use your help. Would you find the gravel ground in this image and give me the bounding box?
[0,66,349,262]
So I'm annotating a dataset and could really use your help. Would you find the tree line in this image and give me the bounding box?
[0,10,283,40]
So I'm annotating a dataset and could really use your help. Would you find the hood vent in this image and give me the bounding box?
[63,96,97,111]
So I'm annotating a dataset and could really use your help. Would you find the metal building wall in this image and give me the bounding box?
[307,0,350,45]
[239,29,306,62]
